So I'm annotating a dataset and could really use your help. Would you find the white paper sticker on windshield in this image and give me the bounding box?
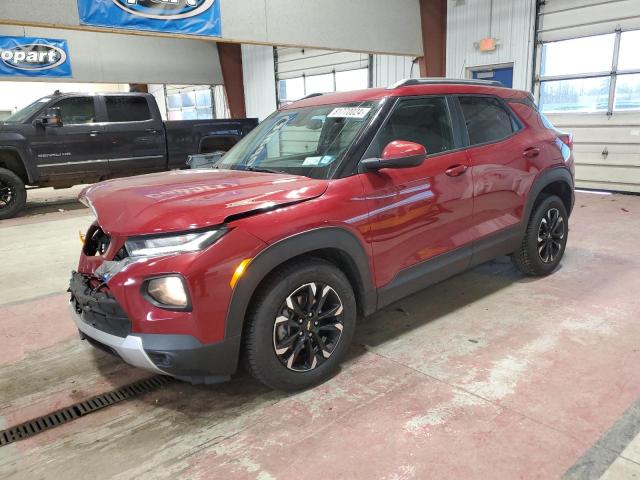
[327,107,372,119]
[302,156,322,166]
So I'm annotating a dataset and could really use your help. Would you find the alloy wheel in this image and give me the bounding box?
[537,207,565,263]
[0,180,15,209]
[272,282,344,372]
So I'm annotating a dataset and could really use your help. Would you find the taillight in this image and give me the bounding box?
[558,133,573,151]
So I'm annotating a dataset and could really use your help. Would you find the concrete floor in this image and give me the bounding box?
[0,190,639,479]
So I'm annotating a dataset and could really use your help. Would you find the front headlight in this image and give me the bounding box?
[125,227,227,257]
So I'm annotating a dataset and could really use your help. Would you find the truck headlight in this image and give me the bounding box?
[145,276,190,309]
[125,228,226,257]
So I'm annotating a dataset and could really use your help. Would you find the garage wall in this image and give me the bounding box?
[372,55,419,88]
[536,0,640,192]
[242,45,277,121]
[0,0,423,56]
[446,0,536,90]
[0,25,223,84]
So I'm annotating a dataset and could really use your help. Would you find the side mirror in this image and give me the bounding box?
[39,107,63,127]
[361,140,427,171]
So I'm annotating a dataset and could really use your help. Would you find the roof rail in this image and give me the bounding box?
[301,92,324,100]
[388,78,503,89]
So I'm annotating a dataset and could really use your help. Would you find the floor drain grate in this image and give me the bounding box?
[0,375,173,447]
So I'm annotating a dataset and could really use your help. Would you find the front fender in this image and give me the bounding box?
[224,227,377,340]
[0,131,36,183]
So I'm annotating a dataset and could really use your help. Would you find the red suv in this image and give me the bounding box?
[69,79,575,391]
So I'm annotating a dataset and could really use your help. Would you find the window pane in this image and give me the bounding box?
[614,73,640,111]
[459,96,515,145]
[540,77,610,113]
[370,97,454,156]
[618,31,640,71]
[336,68,369,92]
[278,77,305,103]
[195,89,212,108]
[105,96,151,122]
[54,97,96,125]
[541,34,615,77]
[305,73,335,95]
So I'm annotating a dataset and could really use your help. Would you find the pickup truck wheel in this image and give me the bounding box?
[244,258,356,391]
[0,168,26,220]
[511,195,568,276]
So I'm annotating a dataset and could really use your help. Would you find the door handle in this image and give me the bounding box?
[445,164,468,177]
[523,147,541,158]
[146,129,160,134]
[89,130,100,137]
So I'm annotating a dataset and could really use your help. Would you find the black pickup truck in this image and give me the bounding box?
[0,92,258,219]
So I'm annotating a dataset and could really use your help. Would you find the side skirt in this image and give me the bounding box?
[376,225,523,310]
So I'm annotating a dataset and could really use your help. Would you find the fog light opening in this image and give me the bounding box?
[145,276,189,309]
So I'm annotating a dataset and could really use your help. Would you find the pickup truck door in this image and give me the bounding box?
[31,96,109,182]
[99,95,167,178]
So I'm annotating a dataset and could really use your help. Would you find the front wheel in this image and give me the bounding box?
[511,194,569,276]
[244,258,356,391]
[0,168,27,220]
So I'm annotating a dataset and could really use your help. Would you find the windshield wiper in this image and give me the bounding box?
[241,166,284,174]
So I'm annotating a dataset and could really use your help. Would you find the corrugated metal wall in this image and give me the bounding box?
[446,0,536,90]
[372,55,419,88]
[537,0,640,192]
[242,45,278,121]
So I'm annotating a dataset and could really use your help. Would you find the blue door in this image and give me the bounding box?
[472,67,513,88]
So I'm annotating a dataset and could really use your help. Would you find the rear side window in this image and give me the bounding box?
[459,96,519,146]
[105,96,152,122]
[368,96,454,157]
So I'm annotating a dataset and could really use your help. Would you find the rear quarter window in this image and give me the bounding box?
[459,96,520,146]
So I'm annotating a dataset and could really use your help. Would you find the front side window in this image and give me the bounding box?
[105,96,151,122]
[218,101,377,179]
[459,96,516,146]
[366,96,454,157]
[53,97,96,125]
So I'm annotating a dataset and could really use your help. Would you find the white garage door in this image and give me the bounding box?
[536,0,640,192]
[275,48,370,105]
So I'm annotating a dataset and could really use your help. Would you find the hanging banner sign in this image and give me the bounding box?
[0,36,72,78]
[77,0,221,37]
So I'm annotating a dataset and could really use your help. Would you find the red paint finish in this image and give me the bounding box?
[74,81,574,369]
[360,148,474,286]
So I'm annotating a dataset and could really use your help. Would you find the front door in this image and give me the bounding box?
[358,96,475,306]
[31,96,108,183]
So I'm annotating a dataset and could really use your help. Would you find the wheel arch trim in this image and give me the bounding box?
[224,227,376,341]
[523,166,574,228]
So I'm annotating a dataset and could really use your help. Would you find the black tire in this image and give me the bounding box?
[0,168,27,220]
[511,194,568,276]
[244,257,357,391]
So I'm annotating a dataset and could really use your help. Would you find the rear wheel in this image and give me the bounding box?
[244,258,356,391]
[0,168,27,220]
[511,195,568,276]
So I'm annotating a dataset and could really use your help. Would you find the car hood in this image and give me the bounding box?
[80,169,329,235]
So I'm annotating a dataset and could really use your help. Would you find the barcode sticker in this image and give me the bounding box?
[327,107,372,119]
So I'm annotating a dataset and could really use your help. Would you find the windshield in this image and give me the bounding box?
[218,101,377,179]
[4,97,51,123]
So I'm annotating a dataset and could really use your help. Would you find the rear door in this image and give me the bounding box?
[359,96,475,303]
[455,95,534,242]
[31,96,108,182]
[101,95,167,178]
